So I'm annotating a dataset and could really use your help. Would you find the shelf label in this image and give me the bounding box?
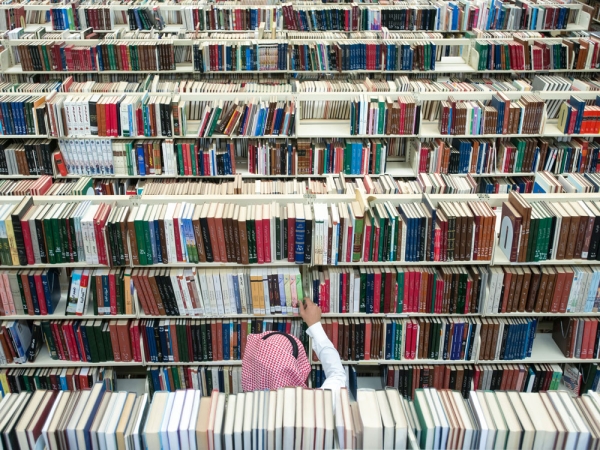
[304,193,316,204]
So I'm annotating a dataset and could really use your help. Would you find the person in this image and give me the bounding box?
[241,297,346,392]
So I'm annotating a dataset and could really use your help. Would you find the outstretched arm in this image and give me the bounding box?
[300,297,347,390]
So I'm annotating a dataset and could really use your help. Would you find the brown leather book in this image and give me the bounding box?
[214,203,228,263]
[192,205,206,263]
[518,267,532,312]
[146,269,167,316]
[507,268,523,313]
[500,269,512,313]
[534,268,550,312]
[131,270,151,315]
[108,320,122,361]
[552,318,574,357]
[206,203,221,262]
[508,192,531,263]
[116,319,132,362]
[558,268,575,313]
[489,319,501,361]
[232,205,241,264]
[479,319,489,361]
[222,203,233,263]
[563,203,580,260]
[541,267,557,313]
[572,202,588,259]
[526,266,541,312]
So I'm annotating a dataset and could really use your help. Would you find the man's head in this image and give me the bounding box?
[241,331,311,391]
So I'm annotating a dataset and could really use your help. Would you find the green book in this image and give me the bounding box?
[189,142,197,175]
[377,100,385,135]
[176,143,185,175]
[93,320,106,362]
[413,390,435,449]
[134,204,148,265]
[247,216,257,264]
[102,323,114,362]
[344,141,352,173]
[43,215,55,264]
[40,321,58,359]
[396,270,404,313]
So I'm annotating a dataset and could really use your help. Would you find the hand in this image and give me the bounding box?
[299,297,321,328]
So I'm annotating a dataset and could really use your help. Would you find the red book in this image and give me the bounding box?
[62,322,78,361]
[262,206,271,263]
[33,272,48,315]
[581,319,592,359]
[20,216,35,265]
[588,320,599,359]
[108,270,117,315]
[50,322,66,360]
[173,207,184,262]
[405,321,413,359]
[410,320,418,359]
[373,270,382,314]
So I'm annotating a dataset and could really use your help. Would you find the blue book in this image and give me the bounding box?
[158,323,168,362]
[223,322,230,360]
[295,209,305,264]
[162,367,172,391]
[149,368,160,390]
[81,382,107,449]
[153,218,162,263]
[80,323,93,362]
[41,269,61,314]
[136,143,146,175]
[366,270,374,313]
[232,275,241,314]
[133,9,143,30]
[385,321,393,359]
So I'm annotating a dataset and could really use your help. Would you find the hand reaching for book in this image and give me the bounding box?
[299,297,321,328]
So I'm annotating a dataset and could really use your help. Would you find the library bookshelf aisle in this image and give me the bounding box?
[2,190,600,384]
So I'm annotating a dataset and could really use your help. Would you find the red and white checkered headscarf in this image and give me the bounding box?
[242,331,311,391]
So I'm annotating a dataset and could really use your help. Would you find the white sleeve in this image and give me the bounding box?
[306,322,347,390]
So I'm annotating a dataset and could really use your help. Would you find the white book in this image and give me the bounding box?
[385,388,408,450]
[266,391,278,450]
[179,390,196,450]
[519,392,557,450]
[302,389,316,450]
[294,386,303,450]
[75,382,106,450]
[431,389,450,450]
[243,392,254,450]
[375,389,395,450]
[506,391,535,450]
[313,389,325,450]
[451,391,476,450]
[105,391,128,450]
[483,391,508,450]
[132,394,149,450]
[213,393,227,450]
[167,390,186,450]
[557,391,591,450]
[282,388,296,450]
[15,390,47,450]
[143,392,169,450]
[233,393,246,450]
[223,395,237,450]
[97,391,119,450]
[67,389,92,450]
[357,389,383,450]
[186,392,201,450]
[475,391,497,450]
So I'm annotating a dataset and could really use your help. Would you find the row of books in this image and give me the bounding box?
[0,367,116,396]
[0,177,96,197]
[484,265,600,314]
[0,95,48,137]
[133,266,303,317]
[553,318,600,360]
[350,95,420,136]
[557,95,600,135]
[140,177,336,196]
[146,365,245,396]
[499,193,600,263]
[308,265,486,314]
[476,176,534,194]
[247,139,389,176]
[438,94,545,136]
[0,139,56,176]
[193,41,288,72]
[415,138,600,176]
[15,40,176,73]
[141,317,307,363]
[0,382,148,450]
[382,363,563,401]
[288,40,438,72]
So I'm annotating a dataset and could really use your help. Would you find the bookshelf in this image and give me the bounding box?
[0,0,599,401]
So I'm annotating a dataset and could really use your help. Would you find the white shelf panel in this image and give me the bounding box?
[477,332,600,365]
[2,346,141,368]
[2,293,136,321]
[492,244,600,266]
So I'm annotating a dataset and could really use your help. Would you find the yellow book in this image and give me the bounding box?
[5,215,19,266]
